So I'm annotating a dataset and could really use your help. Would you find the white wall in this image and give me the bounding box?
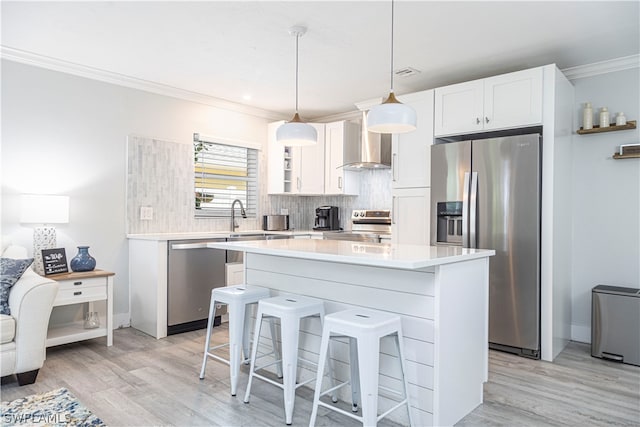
[1,60,269,322]
[570,67,640,342]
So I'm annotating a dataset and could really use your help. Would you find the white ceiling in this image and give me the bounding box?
[2,1,639,119]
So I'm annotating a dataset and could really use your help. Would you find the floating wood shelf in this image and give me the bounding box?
[577,120,636,135]
[613,153,640,159]
[612,143,640,160]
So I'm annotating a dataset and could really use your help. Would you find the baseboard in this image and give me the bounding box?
[113,313,131,329]
[571,324,591,344]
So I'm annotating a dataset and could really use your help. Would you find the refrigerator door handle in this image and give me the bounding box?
[469,172,478,249]
[462,172,470,248]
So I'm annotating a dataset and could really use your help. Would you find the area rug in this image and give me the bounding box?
[1,387,105,426]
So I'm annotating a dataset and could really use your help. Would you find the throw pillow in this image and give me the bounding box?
[0,258,34,315]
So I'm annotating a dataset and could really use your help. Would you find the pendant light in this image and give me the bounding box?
[276,26,317,146]
[367,0,417,134]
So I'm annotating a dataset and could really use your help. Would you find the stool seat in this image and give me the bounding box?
[244,294,335,425]
[323,308,401,336]
[213,284,270,302]
[259,295,326,318]
[200,284,280,397]
[310,307,414,427]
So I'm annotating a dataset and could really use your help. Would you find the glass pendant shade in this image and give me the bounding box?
[367,93,417,133]
[276,114,318,146]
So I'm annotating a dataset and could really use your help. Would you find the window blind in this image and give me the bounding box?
[194,137,258,218]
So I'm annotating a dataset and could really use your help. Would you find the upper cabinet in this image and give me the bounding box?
[393,89,435,188]
[434,67,543,137]
[296,123,326,194]
[267,121,325,195]
[324,120,360,195]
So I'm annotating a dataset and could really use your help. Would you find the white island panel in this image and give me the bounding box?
[207,239,494,426]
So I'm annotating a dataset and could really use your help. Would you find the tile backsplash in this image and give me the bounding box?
[127,136,391,234]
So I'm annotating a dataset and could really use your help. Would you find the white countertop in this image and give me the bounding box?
[207,239,494,270]
[126,230,321,241]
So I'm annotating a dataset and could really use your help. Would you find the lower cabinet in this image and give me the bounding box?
[392,187,430,245]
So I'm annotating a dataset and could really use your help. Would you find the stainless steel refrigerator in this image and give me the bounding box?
[430,134,541,358]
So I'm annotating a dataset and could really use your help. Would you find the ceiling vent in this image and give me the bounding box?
[394,67,421,78]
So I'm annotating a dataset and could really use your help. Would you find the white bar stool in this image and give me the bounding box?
[199,284,281,396]
[309,308,414,427]
[244,294,336,425]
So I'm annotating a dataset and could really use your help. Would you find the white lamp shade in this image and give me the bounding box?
[276,121,318,146]
[20,194,69,224]
[367,102,417,134]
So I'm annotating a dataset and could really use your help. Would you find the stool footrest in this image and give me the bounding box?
[295,376,315,389]
[317,401,362,423]
[208,342,230,352]
[253,359,281,372]
[377,399,410,422]
[205,352,231,366]
[251,372,285,390]
[319,380,350,397]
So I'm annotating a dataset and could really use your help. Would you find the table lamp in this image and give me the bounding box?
[20,194,70,275]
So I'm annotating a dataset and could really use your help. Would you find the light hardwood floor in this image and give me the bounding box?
[1,326,638,426]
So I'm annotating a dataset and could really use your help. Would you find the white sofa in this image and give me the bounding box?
[0,244,58,385]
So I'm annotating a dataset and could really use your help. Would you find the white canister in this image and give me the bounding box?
[615,112,627,126]
[583,102,593,130]
[599,107,610,128]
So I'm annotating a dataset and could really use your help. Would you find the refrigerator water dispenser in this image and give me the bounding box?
[436,201,463,245]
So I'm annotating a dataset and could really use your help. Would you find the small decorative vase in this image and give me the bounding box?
[70,246,96,272]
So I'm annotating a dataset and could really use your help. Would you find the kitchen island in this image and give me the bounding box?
[207,239,494,426]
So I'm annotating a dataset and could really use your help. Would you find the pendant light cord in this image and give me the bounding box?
[389,0,395,94]
[295,32,300,114]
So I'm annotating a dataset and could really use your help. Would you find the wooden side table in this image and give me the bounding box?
[45,269,114,347]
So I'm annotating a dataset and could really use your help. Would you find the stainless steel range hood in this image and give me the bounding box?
[340,111,392,169]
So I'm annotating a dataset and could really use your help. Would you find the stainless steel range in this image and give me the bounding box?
[323,209,391,243]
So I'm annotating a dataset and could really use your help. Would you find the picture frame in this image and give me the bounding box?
[42,248,69,275]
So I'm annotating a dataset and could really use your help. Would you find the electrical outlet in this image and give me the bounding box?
[280,208,289,215]
[140,206,154,220]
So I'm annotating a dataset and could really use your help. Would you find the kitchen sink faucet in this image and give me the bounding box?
[231,199,247,231]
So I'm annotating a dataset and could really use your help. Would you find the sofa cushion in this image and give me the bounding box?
[0,257,34,315]
[0,314,15,344]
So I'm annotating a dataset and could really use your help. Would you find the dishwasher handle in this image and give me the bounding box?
[170,241,224,250]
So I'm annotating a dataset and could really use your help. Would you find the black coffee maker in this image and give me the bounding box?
[313,206,340,230]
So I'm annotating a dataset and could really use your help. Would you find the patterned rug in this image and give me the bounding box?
[1,387,105,426]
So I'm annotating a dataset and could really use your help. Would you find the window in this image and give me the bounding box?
[194,135,258,218]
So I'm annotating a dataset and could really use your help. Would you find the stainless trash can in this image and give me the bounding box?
[591,285,640,366]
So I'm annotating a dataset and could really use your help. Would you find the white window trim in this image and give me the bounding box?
[194,133,262,151]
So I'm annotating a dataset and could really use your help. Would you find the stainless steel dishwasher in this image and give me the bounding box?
[167,238,227,335]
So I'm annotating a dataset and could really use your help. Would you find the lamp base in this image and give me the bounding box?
[33,226,56,275]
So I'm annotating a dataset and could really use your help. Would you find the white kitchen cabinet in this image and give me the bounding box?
[324,120,360,195]
[392,187,430,245]
[267,121,325,194]
[434,67,543,136]
[393,90,435,188]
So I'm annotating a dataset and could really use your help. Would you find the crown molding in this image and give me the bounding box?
[4,45,637,121]
[561,54,640,80]
[0,46,285,121]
